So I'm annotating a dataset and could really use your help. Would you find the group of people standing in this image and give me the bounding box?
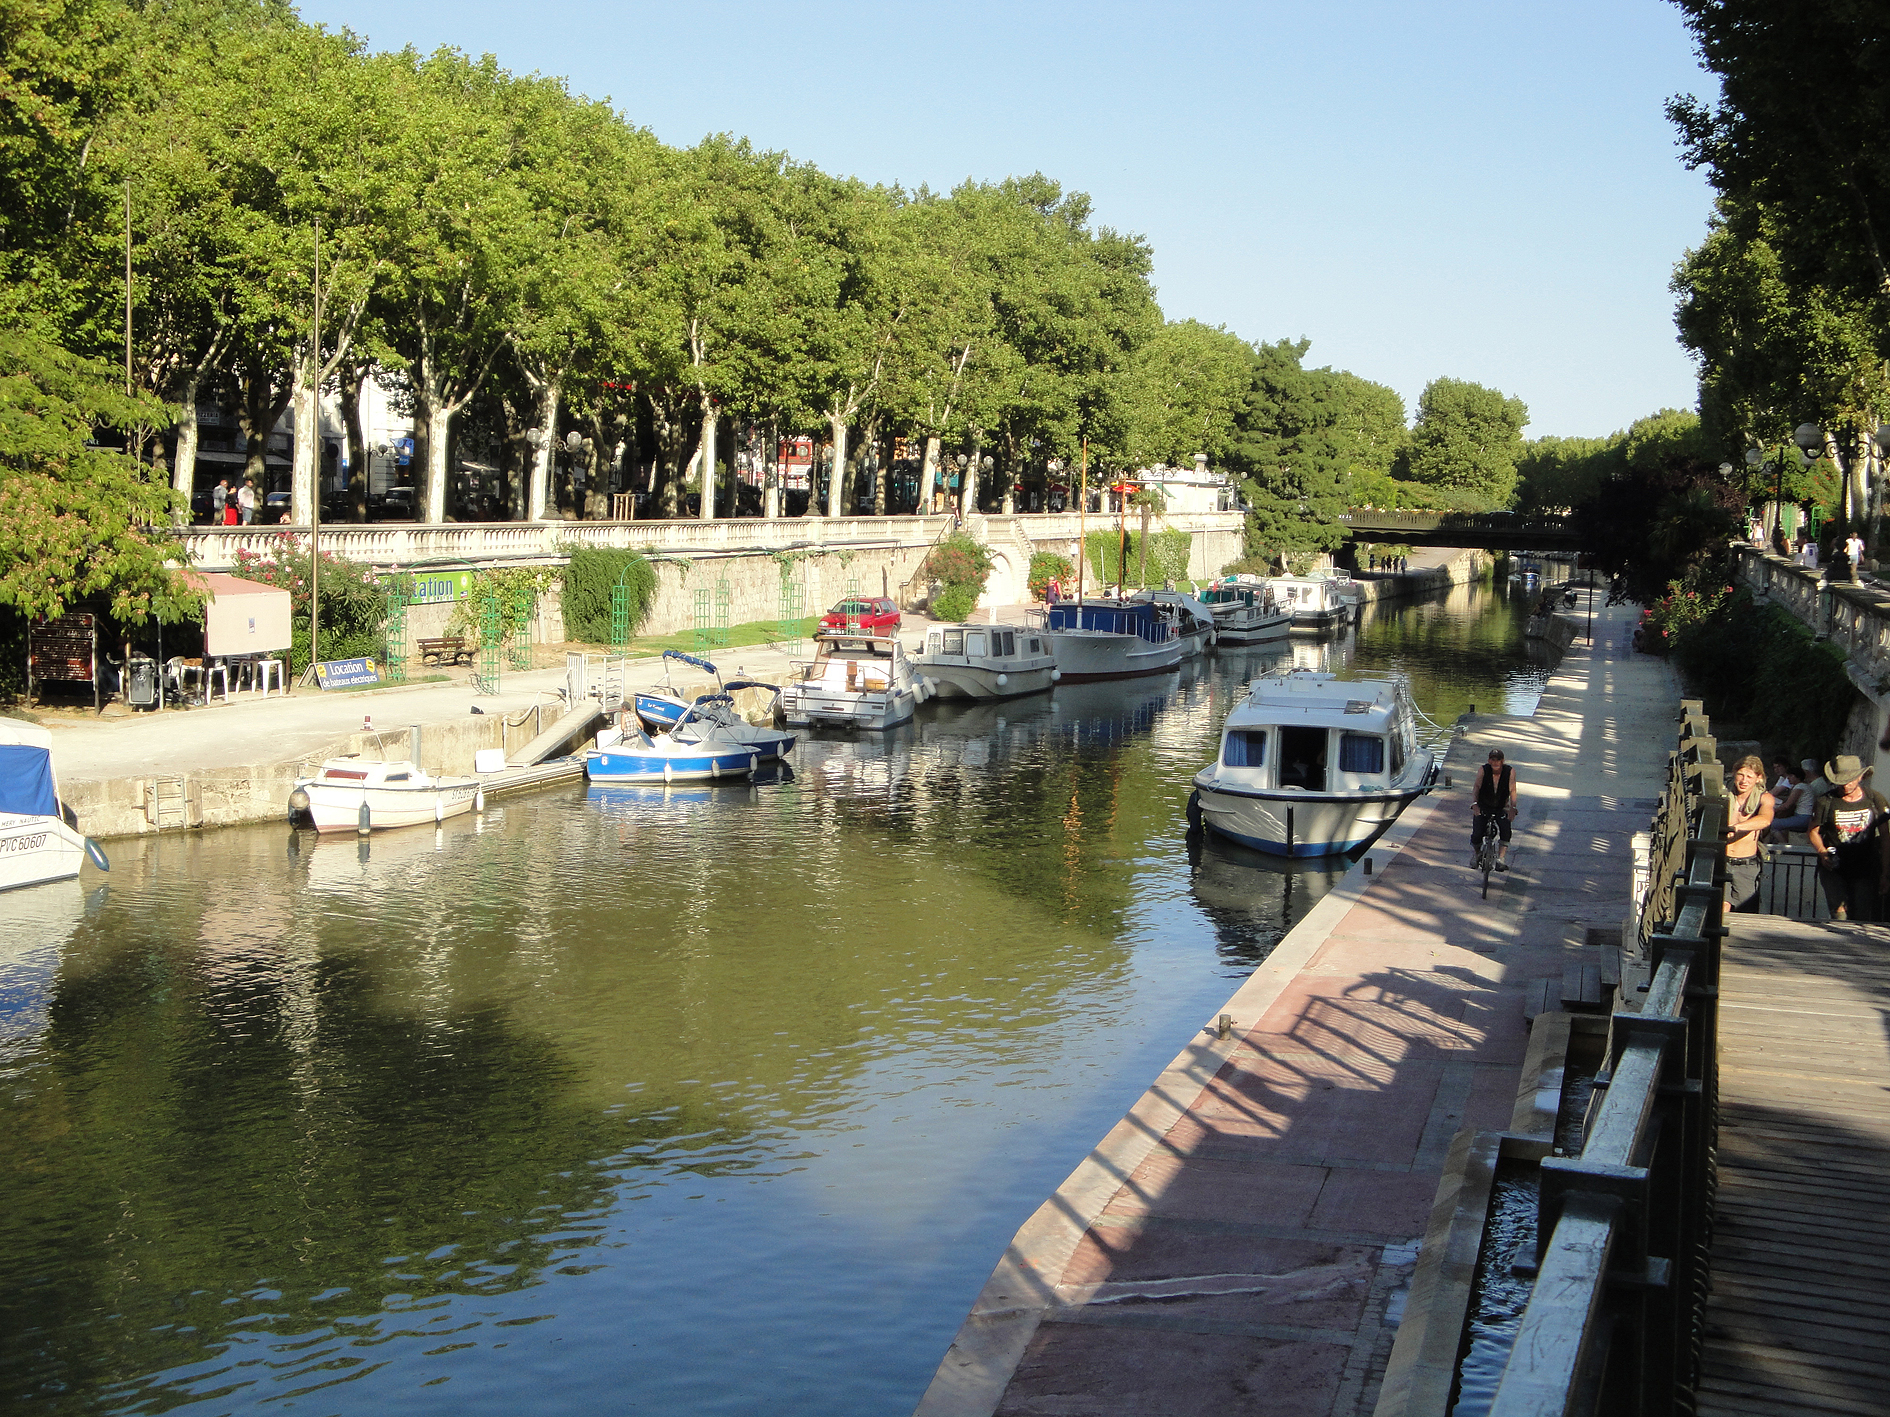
[1723,752,1890,920]
[1366,554,1407,573]
[209,478,257,525]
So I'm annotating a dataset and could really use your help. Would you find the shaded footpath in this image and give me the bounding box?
[915,601,1678,1417]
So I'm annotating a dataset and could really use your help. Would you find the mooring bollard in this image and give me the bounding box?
[1364,857,1373,875]
[1216,1013,1234,1040]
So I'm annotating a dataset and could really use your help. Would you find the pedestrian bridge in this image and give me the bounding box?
[1339,508,1581,550]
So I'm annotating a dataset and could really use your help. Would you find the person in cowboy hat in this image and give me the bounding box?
[1806,754,1890,921]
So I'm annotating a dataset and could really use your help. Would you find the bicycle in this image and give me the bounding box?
[1473,820,1501,898]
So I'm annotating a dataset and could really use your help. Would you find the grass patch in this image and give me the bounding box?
[601,617,822,657]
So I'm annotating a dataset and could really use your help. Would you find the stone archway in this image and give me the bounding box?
[979,550,1019,609]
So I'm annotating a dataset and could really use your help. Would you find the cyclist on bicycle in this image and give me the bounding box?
[1471,749,1518,872]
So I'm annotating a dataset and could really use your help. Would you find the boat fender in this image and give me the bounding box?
[357,800,372,836]
[84,838,110,872]
[288,787,310,815]
[996,673,1008,688]
[1186,789,1203,830]
[435,794,445,824]
[712,759,721,780]
[663,759,672,784]
[750,754,758,773]
[1050,669,1062,683]
[474,787,485,814]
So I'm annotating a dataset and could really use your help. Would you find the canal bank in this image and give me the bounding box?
[915,600,1677,1417]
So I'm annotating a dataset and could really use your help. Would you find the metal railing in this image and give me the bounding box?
[1488,713,1724,1417]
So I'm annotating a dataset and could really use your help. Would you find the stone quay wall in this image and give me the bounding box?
[178,512,1248,639]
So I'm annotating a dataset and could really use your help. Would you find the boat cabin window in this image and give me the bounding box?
[926,632,941,654]
[1278,726,1326,790]
[1389,727,1406,777]
[384,772,411,782]
[966,632,986,656]
[1339,733,1384,775]
[1026,637,1041,655]
[943,630,964,654]
[998,631,1015,656]
[1222,730,1267,767]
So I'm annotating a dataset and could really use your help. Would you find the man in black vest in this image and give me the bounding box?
[1472,749,1518,872]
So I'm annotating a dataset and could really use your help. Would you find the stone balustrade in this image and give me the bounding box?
[1733,544,1890,693]
[177,510,1247,572]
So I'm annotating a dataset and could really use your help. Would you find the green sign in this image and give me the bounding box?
[404,570,472,605]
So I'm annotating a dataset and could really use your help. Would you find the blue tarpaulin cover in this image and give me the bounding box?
[0,744,58,817]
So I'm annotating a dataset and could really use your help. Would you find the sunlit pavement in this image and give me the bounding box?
[916,600,1679,1417]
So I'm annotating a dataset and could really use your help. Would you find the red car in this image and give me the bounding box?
[819,596,901,634]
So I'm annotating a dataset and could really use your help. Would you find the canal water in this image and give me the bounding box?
[0,576,1551,1416]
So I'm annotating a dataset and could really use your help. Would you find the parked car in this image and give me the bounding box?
[819,596,901,634]
[264,490,291,520]
[369,487,416,521]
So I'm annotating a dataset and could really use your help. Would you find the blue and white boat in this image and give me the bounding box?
[1033,599,1184,681]
[0,718,108,891]
[634,650,722,732]
[588,696,798,784]
[1187,671,1442,857]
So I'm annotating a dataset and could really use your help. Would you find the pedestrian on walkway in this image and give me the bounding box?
[1807,755,1890,921]
[211,480,228,523]
[1470,749,1517,872]
[238,479,257,525]
[1723,756,1774,911]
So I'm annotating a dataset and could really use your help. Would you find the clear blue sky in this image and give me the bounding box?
[295,0,1718,440]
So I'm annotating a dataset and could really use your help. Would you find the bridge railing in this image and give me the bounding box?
[1337,509,1578,536]
[1488,705,1723,1417]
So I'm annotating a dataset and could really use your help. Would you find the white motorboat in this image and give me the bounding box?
[1127,589,1218,656]
[290,754,482,834]
[1187,671,1442,857]
[1032,599,1185,682]
[1266,576,1351,636]
[914,623,1059,700]
[1200,578,1292,645]
[0,720,107,892]
[783,632,930,730]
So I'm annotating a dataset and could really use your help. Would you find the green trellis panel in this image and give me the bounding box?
[474,596,502,695]
[610,572,632,650]
[383,588,408,684]
[778,581,805,655]
[714,580,731,649]
[693,586,713,653]
[845,576,862,632]
[507,592,531,669]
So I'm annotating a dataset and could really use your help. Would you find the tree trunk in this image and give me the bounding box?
[827,413,849,518]
[290,360,319,525]
[423,405,453,523]
[648,395,686,517]
[700,395,717,520]
[171,375,200,519]
[530,381,558,520]
[764,419,781,519]
[920,435,939,514]
[340,361,369,522]
[875,427,892,515]
[960,429,983,518]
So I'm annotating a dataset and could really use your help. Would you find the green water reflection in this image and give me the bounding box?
[0,576,1544,1415]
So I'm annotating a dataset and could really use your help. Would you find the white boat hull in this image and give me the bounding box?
[1289,607,1349,636]
[1191,776,1426,857]
[299,779,480,834]
[1212,610,1292,645]
[784,686,920,731]
[921,664,1057,699]
[1045,630,1184,682]
[0,814,87,892]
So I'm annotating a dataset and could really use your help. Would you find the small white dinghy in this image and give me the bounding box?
[290,755,482,834]
[0,719,107,892]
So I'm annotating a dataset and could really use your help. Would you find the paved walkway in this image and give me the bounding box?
[916,603,1679,1417]
[1699,915,1890,1417]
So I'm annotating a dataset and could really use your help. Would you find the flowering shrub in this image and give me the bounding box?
[232,532,391,670]
[1640,580,1728,655]
[1028,552,1073,600]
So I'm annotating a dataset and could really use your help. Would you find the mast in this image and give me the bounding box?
[1076,439,1087,605]
[310,216,322,672]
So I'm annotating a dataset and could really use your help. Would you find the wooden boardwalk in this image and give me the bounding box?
[1702,916,1890,1417]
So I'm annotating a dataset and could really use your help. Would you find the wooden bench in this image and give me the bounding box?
[417,636,476,667]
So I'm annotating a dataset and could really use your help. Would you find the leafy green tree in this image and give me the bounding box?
[0,326,196,621]
[1116,319,1252,470]
[1401,377,1528,506]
